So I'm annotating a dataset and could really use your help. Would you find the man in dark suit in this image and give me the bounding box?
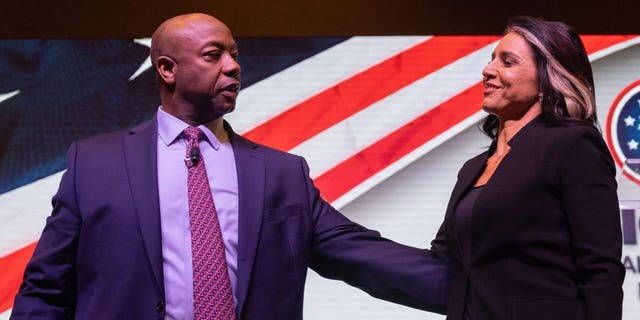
[11,13,449,319]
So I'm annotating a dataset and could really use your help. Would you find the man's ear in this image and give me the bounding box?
[156,55,176,85]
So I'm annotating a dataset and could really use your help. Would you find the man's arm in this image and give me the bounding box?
[301,158,449,314]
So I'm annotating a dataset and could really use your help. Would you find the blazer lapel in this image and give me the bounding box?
[227,124,265,317]
[122,116,164,295]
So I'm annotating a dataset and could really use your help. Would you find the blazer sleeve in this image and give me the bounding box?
[300,157,450,314]
[430,222,450,263]
[558,127,625,320]
[11,143,81,319]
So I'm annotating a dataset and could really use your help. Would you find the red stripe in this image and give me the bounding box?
[315,35,637,203]
[315,83,484,202]
[244,36,500,151]
[0,242,37,313]
[580,35,638,55]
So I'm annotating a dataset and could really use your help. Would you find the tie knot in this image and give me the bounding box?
[184,127,203,168]
[183,127,204,143]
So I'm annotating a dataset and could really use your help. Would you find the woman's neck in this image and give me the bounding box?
[497,102,542,145]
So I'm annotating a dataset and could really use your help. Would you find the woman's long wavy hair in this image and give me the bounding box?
[481,16,598,139]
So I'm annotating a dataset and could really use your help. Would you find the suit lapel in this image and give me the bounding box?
[122,116,164,295]
[227,125,265,317]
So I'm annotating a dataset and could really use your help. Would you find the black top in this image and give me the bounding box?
[454,185,483,320]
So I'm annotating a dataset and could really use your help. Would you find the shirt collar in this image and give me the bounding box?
[156,106,222,150]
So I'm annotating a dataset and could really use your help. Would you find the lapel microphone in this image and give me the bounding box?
[188,147,201,166]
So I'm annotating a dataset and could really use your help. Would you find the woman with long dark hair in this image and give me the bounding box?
[431,16,625,320]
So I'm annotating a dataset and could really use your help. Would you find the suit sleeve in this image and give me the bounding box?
[301,158,450,314]
[429,222,450,263]
[558,128,625,320]
[11,143,81,319]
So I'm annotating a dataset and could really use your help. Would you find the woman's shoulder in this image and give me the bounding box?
[534,119,614,169]
[521,116,604,148]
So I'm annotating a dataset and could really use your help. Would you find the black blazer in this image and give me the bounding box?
[431,116,624,320]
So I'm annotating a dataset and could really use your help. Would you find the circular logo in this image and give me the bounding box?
[606,80,640,185]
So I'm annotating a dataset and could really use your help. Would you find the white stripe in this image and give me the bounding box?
[227,36,431,134]
[588,36,640,62]
[0,309,11,320]
[0,172,63,257]
[291,41,498,179]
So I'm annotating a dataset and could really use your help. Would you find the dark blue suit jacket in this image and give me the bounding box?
[12,115,449,319]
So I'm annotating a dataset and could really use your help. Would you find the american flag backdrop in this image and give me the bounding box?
[1,35,640,319]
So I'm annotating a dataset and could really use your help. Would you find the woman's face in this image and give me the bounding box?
[482,31,540,120]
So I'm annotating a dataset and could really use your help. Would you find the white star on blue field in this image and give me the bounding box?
[617,91,640,172]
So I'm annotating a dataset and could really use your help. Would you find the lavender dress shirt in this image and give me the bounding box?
[156,107,239,320]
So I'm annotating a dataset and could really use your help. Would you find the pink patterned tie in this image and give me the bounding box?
[183,127,236,320]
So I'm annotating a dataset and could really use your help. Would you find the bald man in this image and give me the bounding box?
[11,13,449,320]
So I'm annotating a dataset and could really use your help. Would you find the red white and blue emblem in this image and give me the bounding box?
[606,80,640,185]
